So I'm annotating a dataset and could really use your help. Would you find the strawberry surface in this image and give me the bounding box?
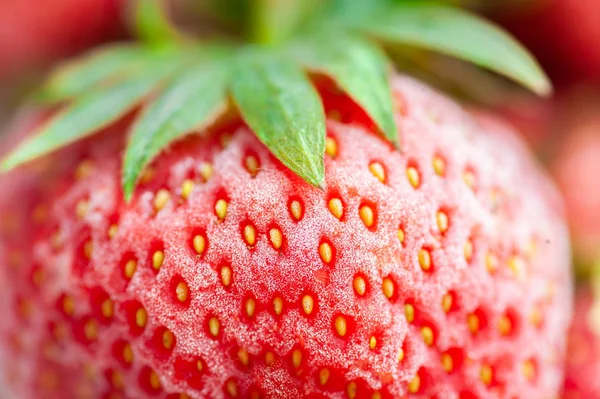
[0,75,572,398]
[562,289,600,399]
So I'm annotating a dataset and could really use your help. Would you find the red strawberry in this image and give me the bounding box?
[0,74,572,399]
[0,0,123,80]
[563,286,600,399]
[492,0,600,86]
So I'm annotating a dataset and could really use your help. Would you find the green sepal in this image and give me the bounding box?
[357,3,551,96]
[122,60,230,201]
[292,35,398,146]
[230,50,326,188]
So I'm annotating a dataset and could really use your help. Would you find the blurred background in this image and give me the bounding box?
[0,0,598,397]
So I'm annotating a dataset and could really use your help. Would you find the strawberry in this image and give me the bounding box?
[0,1,570,398]
[563,282,600,399]
[491,0,600,86]
[0,0,123,81]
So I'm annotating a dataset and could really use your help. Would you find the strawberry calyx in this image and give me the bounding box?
[0,0,551,199]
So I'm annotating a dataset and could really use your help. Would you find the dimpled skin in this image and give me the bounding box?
[563,290,600,399]
[0,75,572,399]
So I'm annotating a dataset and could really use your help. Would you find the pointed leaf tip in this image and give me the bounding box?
[231,51,327,188]
[360,4,552,96]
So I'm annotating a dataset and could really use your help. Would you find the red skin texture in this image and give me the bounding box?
[563,289,600,399]
[0,0,123,80]
[0,75,572,398]
[493,0,600,86]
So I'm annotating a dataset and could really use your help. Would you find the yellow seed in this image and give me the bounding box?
[328,198,344,219]
[433,155,446,176]
[369,336,377,350]
[406,166,420,188]
[149,370,161,390]
[237,348,249,366]
[302,295,314,315]
[176,282,189,302]
[436,211,449,233]
[347,381,357,398]
[421,326,434,346]
[372,393,382,399]
[63,296,75,316]
[163,330,174,350]
[75,160,94,180]
[334,316,347,337]
[245,155,260,176]
[508,255,525,277]
[408,375,420,393]
[152,250,164,271]
[226,380,237,397]
[325,137,338,157]
[369,162,386,183]
[498,315,512,336]
[265,352,275,365]
[397,348,405,362]
[221,265,232,287]
[220,134,232,148]
[468,313,480,333]
[319,242,333,264]
[292,349,302,368]
[397,228,405,244]
[108,224,118,239]
[382,277,395,300]
[101,299,114,319]
[319,368,330,385]
[124,259,137,279]
[269,228,283,250]
[181,179,195,200]
[359,205,374,228]
[464,240,473,262]
[215,199,228,221]
[208,317,220,337]
[522,360,536,381]
[441,353,453,372]
[76,200,89,219]
[486,252,498,273]
[273,297,284,316]
[442,293,453,313]
[84,320,98,341]
[404,304,415,323]
[243,224,256,246]
[32,269,44,286]
[154,189,170,212]
[136,308,147,328]
[32,204,48,223]
[193,235,206,255]
[122,344,133,364]
[529,307,543,327]
[463,170,476,190]
[353,276,366,296]
[83,241,93,259]
[200,162,213,181]
[480,365,493,386]
[290,200,303,221]
[245,298,256,318]
[418,249,432,271]
[196,359,203,372]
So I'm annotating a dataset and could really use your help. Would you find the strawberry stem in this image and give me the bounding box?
[132,0,182,46]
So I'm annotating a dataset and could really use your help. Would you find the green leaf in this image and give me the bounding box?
[293,36,398,146]
[133,0,182,45]
[37,45,147,103]
[1,66,175,173]
[122,62,229,200]
[359,3,551,96]
[230,51,326,187]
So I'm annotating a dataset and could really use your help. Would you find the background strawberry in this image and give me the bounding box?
[0,1,571,398]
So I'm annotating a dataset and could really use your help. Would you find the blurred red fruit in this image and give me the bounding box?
[563,285,600,399]
[0,0,124,80]
[494,0,600,86]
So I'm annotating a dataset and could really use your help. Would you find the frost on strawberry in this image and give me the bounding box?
[0,75,571,399]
